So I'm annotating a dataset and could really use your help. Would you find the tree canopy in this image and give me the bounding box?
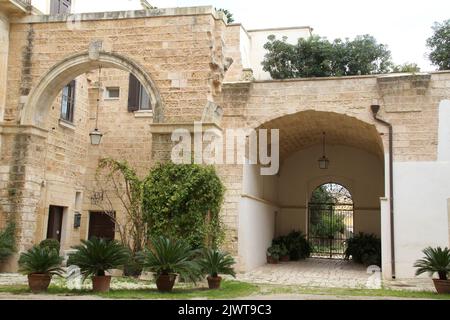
[427,19,450,71]
[262,34,393,79]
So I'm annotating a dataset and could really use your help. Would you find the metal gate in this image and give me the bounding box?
[308,203,354,259]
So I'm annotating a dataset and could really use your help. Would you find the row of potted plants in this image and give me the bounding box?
[18,236,236,294]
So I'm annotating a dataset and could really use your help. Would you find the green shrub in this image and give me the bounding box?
[345,233,381,266]
[18,246,64,276]
[414,247,450,280]
[139,236,199,282]
[68,238,130,280]
[282,231,311,261]
[143,163,225,249]
[0,221,16,263]
[266,245,281,260]
[39,239,60,253]
[198,248,236,278]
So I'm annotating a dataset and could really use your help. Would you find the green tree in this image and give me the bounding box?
[392,62,421,73]
[427,19,450,70]
[262,34,392,79]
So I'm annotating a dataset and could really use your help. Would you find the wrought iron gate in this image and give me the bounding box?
[308,203,354,259]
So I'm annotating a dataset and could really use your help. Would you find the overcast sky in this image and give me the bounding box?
[152,0,450,71]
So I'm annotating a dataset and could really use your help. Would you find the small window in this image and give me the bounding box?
[60,80,76,123]
[128,74,152,112]
[105,87,120,99]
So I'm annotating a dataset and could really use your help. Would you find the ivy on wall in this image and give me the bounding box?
[0,221,16,263]
[143,163,226,249]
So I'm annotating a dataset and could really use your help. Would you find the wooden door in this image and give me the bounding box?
[88,212,115,241]
[47,206,64,242]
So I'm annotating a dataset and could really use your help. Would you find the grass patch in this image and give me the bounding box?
[260,284,450,300]
[0,281,259,300]
[1,280,449,300]
[99,281,258,300]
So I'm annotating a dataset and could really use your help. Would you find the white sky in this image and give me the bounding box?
[151,0,450,71]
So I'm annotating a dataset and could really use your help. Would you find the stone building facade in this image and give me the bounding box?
[0,3,449,280]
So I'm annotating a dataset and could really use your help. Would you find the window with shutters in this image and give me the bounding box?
[128,73,151,112]
[60,80,76,123]
[50,0,71,15]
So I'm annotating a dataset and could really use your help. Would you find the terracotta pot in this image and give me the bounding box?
[28,274,52,294]
[267,256,279,264]
[207,276,222,290]
[156,274,177,292]
[280,255,290,262]
[92,276,112,293]
[433,279,450,294]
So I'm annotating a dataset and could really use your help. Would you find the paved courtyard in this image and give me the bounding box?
[237,258,435,291]
[0,258,435,292]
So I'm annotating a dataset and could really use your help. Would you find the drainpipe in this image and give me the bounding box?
[371,105,396,280]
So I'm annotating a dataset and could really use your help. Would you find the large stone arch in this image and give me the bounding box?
[238,109,386,272]
[21,51,164,127]
[254,110,385,162]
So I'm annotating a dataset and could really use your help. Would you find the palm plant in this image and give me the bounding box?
[139,236,199,282]
[414,247,450,280]
[68,238,130,280]
[198,248,236,278]
[18,246,64,276]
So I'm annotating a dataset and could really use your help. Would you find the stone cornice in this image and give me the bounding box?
[150,122,223,134]
[0,123,48,138]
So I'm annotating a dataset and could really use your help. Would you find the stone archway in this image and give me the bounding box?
[238,109,386,273]
[20,51,164,128]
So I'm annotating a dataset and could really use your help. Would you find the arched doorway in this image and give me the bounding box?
[308,183,354,259]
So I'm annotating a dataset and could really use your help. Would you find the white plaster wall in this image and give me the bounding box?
[278,144,385,237]
[392,100,450,279]
[239,26,251,69]
[238,163,279,272]
[238,198,277,272]
[247,27,312,80]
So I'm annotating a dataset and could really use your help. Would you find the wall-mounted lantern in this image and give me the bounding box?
[74,212,82,229]
[90,66,103,146]
[318,132,330,170]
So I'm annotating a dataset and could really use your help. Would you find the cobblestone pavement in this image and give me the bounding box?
[0,273,27,286]
[237,259,435,291]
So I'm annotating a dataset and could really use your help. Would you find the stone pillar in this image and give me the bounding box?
[0,125,47,272]
[0,12,9,122]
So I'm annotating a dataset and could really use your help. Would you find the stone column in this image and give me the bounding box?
[0,12,9,122]
[0,125,47,272]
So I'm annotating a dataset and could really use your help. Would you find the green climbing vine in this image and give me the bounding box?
[143,162,226,249]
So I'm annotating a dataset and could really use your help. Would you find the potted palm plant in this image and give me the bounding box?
[139,236,199,292]
[198,248,236,289]
[67,238,130,293]
[18,246,64,293]
[414,246,450,294]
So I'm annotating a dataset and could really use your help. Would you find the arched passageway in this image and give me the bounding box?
[238,110,385,272]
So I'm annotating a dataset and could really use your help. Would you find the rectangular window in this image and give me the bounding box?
[105,87,120,99]
[50,0,71,14]
[60,80,76,123]
[128,74,151,112]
